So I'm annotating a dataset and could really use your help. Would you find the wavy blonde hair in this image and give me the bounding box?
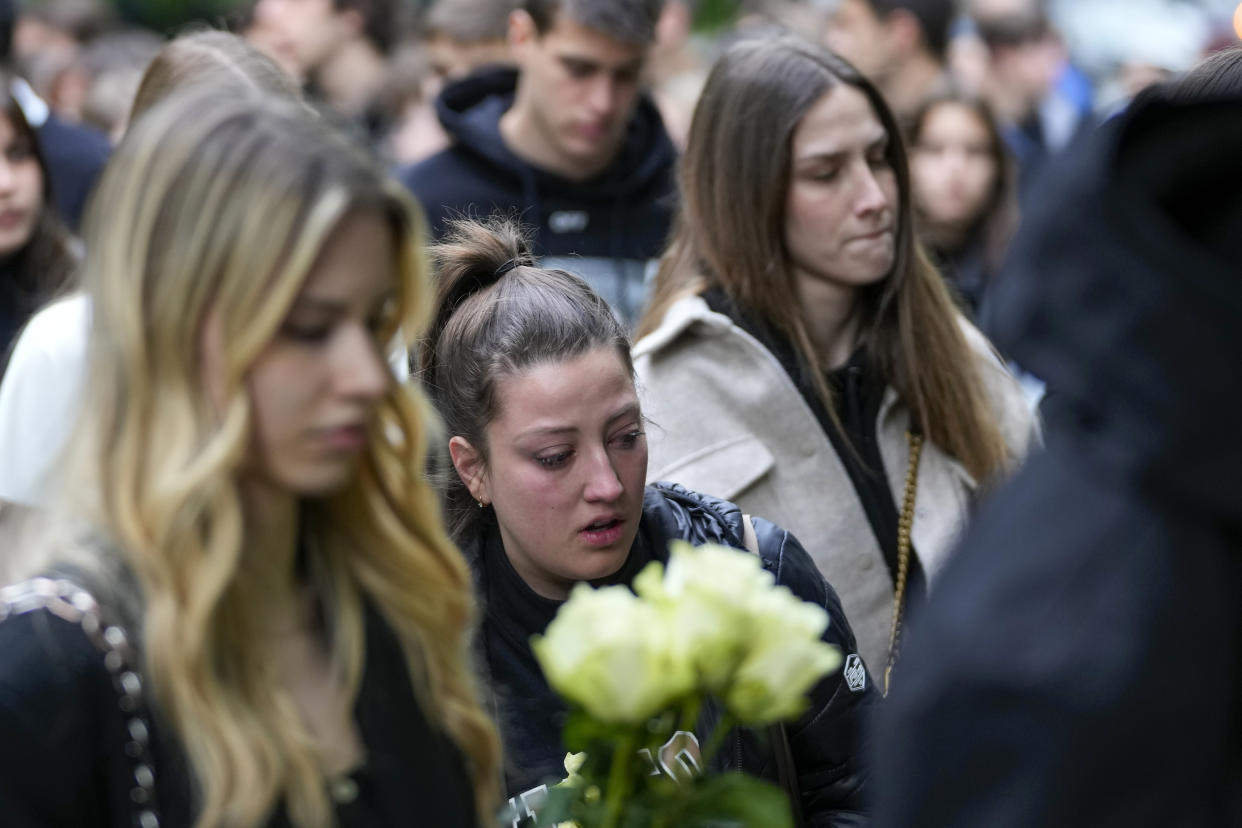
[53,87,499,826]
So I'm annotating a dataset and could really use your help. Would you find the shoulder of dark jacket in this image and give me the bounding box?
[643,483,847,626]
[0,607,113,822]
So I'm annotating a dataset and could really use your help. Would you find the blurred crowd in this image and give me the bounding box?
[7,0,1241,336]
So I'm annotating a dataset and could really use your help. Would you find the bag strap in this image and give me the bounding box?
[738,516,806,828]
[740,512,761,557]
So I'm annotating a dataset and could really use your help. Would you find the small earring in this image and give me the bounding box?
[477,500,488,509]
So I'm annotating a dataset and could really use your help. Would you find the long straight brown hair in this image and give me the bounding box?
[908,91,1020,293]
[638,35,1009,483]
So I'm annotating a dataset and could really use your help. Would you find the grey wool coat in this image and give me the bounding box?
[633,294,1038,673]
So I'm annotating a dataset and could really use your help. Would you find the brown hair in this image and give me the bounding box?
[907,91,1019,293]
[130,29,301,126]
[0,71,76,366]
[1165,44,1242,100]
[870,0,956,62]
[419,215,631,540]
[426,0,515,42]
[523,0,663,45]
[638,34,1009,483]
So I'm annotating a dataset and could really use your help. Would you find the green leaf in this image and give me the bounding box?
[563,709,646,754]
[669,774,796,828]
[532,772,793,827]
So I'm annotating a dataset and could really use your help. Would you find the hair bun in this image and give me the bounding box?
[424,215,535,370]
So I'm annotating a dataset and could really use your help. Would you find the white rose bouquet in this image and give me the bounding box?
[526,541,842,828]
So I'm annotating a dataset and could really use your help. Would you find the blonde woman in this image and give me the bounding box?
[0,29,302,512]
[0,87,498,826]
[635,36,1037,685]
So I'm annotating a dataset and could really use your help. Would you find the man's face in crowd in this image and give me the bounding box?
[823,0,892,81]
[510,9,648,176]
[249,0,356,80]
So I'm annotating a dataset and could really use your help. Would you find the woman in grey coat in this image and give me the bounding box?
[633,35,1036,689]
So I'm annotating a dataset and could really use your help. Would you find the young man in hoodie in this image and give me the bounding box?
[398,0,675,327]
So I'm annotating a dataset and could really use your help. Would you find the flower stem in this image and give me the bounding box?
[700,711,735,768]
[678,696,702,737]
[601,732,637,828]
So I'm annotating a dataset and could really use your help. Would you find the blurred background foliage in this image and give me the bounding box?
[87,0,243,33]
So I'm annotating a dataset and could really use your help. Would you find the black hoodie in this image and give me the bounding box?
[873,96,1242,826]
[396,68,678,326]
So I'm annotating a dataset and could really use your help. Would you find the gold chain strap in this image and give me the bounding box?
[884,430,923,697]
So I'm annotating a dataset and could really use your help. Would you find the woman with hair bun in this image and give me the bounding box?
[0,86,498,826]
[634,35,1037,684]
[420,214,875,825]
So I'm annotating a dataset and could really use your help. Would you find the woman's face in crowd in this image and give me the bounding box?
[451,347,648,600]
[910,102,998,230]
[0,111,45,259]
[215,210,396,498]
[784,84,898,299]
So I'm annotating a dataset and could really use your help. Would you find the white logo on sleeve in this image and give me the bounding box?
[843,654,866,692]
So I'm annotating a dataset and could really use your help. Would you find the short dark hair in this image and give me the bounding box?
[870,0,955,63]
[973,7,1051,53]
[1166,45,1242,101]
[0,0,12,66]
[426,0,515,43]
[523,0,664,46]
[334,0,404,54]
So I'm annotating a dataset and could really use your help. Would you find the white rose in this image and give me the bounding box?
[636,542,779,692]
[724,585,842,725]
[532,584,694,724]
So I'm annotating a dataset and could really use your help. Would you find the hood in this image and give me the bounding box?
[986,95,1242,517]
[434,66,677,200]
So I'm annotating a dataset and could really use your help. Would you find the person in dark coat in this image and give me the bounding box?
[420,215,878,827]
[870,84,1242,826]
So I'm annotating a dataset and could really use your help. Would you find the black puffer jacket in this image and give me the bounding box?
[470,482,876,827]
